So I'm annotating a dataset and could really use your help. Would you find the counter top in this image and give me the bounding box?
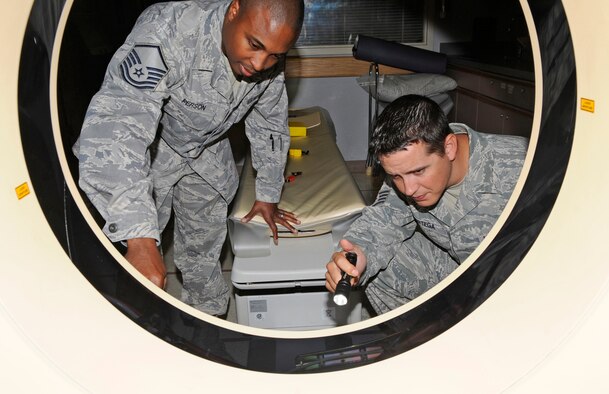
[448,55,535,82]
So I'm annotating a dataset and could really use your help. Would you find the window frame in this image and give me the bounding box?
[288,0,435,58]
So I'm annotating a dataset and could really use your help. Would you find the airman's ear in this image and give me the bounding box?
[444,133,458,161]
[227,0,240,21]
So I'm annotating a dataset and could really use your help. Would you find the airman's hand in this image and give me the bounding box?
[326,239,367,292]
[125,238,166,288]
[241,200,300,244]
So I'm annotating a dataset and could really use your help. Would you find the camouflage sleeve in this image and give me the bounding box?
[244,73,290,203]
[344,183,417,285]
[74,4,187,243]
[491,135,529,195]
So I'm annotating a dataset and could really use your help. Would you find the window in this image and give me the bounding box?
[293,0,428,57]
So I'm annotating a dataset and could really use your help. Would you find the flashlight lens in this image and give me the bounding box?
[333,294,348,306]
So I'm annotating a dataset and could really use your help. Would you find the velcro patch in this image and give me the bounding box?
[120,44,168,90]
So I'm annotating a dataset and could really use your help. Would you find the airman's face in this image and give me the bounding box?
[380,136,457,208]
[222,0,298,79]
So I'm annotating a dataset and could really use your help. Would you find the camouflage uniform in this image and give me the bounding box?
[345,124,527,314]
[73,0,290,315]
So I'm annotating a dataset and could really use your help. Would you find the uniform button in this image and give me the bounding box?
[108,223,118,233]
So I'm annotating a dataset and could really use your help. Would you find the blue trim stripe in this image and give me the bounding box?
[131,50,142,64]
[126,52,137,68]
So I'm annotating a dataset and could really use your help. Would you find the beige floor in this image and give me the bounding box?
[163,160,384,323]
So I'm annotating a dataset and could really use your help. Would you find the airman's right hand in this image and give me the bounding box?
[125,238,167,289]
[325,239,367,293]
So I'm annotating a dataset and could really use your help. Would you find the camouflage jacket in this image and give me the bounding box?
[74,0,290,243]
[345,124,528,285]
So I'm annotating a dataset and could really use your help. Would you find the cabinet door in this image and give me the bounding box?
[476,100,506,134]
[446,67,480,91]
[477,99,532,137]
[502,108,533,137]
[454,90,479,128]
[478,75,535,112]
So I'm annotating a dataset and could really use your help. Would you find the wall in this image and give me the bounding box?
[286,76,371,161]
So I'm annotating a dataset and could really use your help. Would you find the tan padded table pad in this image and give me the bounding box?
[229,107,366,238]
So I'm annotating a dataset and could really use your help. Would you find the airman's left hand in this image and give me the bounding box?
[241,200,300,244]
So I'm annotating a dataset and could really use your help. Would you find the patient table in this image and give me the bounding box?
[228,107,366,330]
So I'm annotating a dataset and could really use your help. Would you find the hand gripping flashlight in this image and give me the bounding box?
[333,252,357,306]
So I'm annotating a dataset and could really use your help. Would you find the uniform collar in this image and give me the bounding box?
[194,0,234,100]
[212,1,234,99]
[429,125,496,225]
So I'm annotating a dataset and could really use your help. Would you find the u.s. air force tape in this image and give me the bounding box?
[120,44,168,90]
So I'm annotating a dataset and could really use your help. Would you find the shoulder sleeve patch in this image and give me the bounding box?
[119,44,169,90]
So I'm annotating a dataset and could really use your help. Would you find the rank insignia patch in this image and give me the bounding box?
[120,44,168,90]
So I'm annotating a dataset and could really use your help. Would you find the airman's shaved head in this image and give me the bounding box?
[239,0,304,34]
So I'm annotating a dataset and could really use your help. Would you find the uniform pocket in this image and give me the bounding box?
[191,139,238,202]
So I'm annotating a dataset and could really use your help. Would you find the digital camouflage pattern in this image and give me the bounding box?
[74,0,290,315]
[345,124,528,314]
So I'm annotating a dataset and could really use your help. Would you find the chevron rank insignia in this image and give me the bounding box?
[120,44,168,90]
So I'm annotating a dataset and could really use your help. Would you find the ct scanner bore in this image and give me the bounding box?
[23,0,571,373]
[3,0,609,391]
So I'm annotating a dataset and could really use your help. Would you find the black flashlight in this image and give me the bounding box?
[333,252,357,306]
